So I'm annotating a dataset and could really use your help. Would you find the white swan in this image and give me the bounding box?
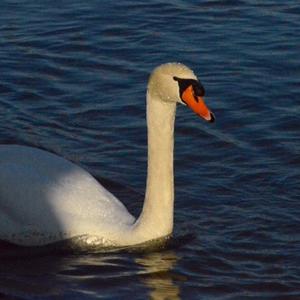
[0,63,214,247]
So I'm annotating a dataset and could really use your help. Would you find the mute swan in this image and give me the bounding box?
[0,63,214,247]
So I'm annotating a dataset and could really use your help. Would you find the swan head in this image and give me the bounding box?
[148,63,215,122]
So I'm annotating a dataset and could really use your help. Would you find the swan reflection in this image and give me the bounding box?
[136,250,185,300]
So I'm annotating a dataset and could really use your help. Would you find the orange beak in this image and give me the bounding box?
[182,85,215,122]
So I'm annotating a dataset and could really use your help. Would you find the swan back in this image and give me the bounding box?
[0,145,135,246]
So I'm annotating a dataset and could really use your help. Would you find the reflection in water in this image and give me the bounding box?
[136,251,185,300]
[0,246,185,299]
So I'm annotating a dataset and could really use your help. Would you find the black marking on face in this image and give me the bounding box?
[173,76,205,100]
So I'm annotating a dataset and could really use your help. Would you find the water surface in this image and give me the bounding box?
[0,1,299,299]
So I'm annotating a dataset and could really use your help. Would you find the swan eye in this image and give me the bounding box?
[192,82,205,98]
[173,76,205,102]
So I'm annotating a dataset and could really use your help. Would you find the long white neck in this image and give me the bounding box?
[133,91,176,242]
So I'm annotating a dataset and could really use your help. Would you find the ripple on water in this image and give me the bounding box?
[0,0,300,299]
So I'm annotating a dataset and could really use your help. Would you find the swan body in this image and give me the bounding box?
[0,63,214,247]
[0,145,135,246]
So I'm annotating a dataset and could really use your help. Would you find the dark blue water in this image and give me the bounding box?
[0,0,299,299]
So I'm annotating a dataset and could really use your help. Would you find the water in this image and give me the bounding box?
[0,0,299,298]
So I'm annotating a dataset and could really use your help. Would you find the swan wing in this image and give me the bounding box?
[0,145,135,245]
